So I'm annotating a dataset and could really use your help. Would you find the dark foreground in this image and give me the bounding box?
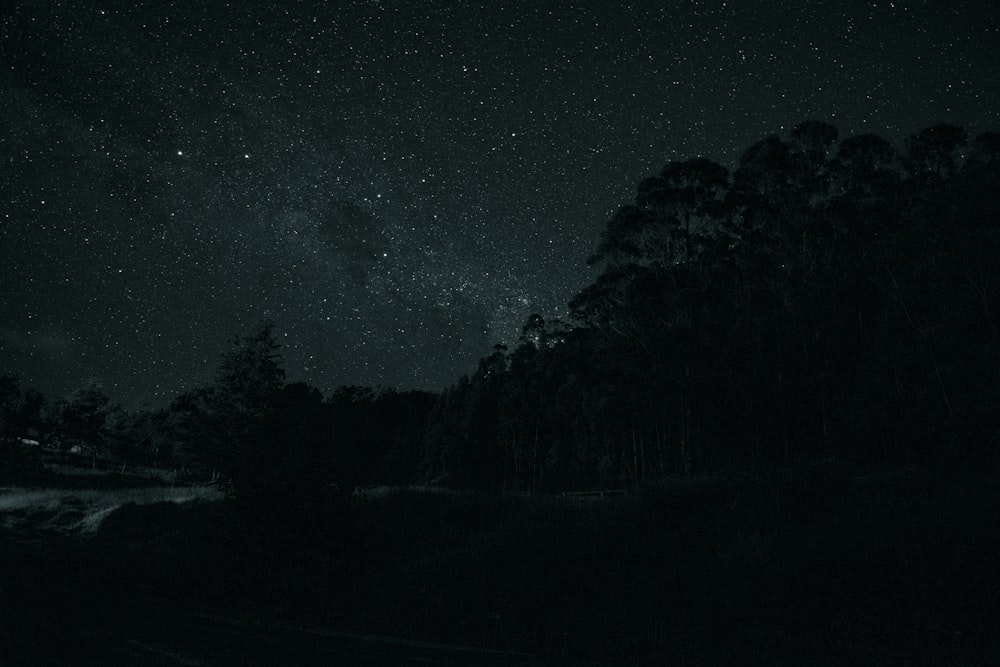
[2,463,999,666]
[12,597,605,666]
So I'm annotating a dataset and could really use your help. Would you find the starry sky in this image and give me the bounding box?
[2,0,998,408]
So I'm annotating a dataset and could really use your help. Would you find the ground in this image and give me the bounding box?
[2,461,999,665]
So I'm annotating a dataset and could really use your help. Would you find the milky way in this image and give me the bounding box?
[2,0,998,406]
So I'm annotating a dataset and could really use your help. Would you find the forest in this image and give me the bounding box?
[6,120,1000,493]
[2,121,1000,664]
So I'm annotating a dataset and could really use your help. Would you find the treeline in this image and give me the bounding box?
[0,343,435,492]
[158,326,436,496]
[422,121,1000,491]
[4,121,1000,495]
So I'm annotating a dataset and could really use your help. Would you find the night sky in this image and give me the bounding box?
[3,1,998,408]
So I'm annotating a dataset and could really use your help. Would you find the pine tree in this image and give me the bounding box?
[200,319,285,493]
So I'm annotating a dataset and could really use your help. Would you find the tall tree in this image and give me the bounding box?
[0,376,45,468]
[904,123,967,181]
[636,158,729,265]
[187,319,285,491]
[55,381,112,450]
[965,131,1000,170]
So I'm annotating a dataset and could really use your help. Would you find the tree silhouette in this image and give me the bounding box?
[53,381,112,451]
[471,121,1000,484]
[965,131,1000,170]
[0,377,46,481]
[166,319,285,492]
[904,123,967,181]
[791,120,839,161]
[0,376,44,441]
[144,120,1000,494]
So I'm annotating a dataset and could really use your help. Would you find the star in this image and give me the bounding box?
[0,1,996,406]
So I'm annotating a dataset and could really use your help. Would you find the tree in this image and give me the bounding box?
[833,133,898,205]
[212,319,284,488]
[965,131,1000,170]
[0,376,20,437]
[791,120,839,161]
[214,319,285,417]
[790,120,839,202]
[0,376,43,439]
[904,123,967,181]
[422,375,472,485]
[588,205,662,267]
[160,386,215,468]
[637,158,729,265]
[105,407,158,465]
[0,376,46,482]
[257,381,329,493]
[732,134,794,205]
[55,381,112,451]
[171,319,285,492]
[424,119,1000,487]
